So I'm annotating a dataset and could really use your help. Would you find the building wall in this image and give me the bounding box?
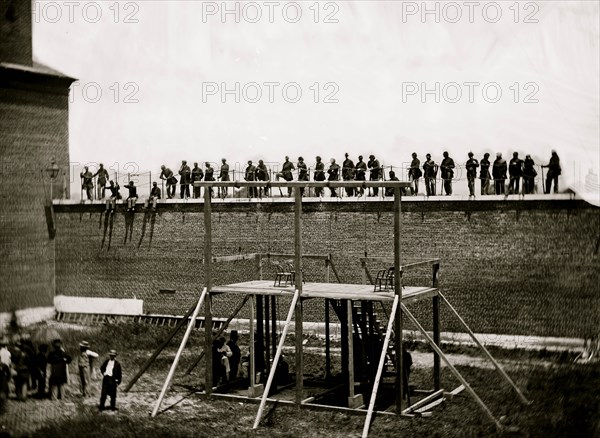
[0,83,71,314]
[53,199,600,339]
[0,0,32,66]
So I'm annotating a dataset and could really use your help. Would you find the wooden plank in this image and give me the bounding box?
[264,253,330,260]
[204,186,213,397]
[394,187,403,414]
[414,397,445,414]
[402,389,443,414]
[191,181,412,189]
[253,290,300,429]
[445,384,465,400]
[203,253,259,263]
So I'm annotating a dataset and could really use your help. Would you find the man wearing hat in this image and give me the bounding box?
[367,155,382,196]
[354,155,367,196]
[78,341,99,397]
[47,339,71,400]
[99,349,122,411]
[342,153,355,197]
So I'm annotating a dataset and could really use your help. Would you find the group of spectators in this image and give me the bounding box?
[78,151,562,206]
[0,335,122,413]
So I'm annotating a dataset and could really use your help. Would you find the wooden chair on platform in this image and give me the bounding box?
[272,261,293,287]
[285,261,306,286]
[374,267,394,292]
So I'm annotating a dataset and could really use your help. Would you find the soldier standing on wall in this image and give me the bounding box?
[479,153,492,195]
[342,153,355,197]
[367,155,382,196]
[423,154,437,197]
[178,160,191,199]
[93,164,109,200]
[355,155,367,197]
[508,152,523,195]
[314,156,326,197]
[219,158,230,199]
[327,158,340,197]
[279,156,295,197]
[205,162,215,198]
[80,166,94,201]
[256,160,270,198]
[541,150,561,194]
[245,160,257,198]
[465,152,479,198]
[522,154,537,194]
[492,153,507,195]
[297,156,309,197]
[191,162,204,199]
[159,165,177,199]
[440,151,455,196]
[409,153,422,196]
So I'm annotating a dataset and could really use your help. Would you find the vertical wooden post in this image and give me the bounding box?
[203,187,213,396]
[432,263,441,391]
[361,260,367,285]
[393,187,403,413]
[257,295,264,378]
[325,256,330,283]
[250,295,256,389]
[265,294,271,368]
[271,296,277,358]
[347,299,355,403]
[258,254,263,280]
[325,299,331,379]
[340,299,349,386]
[294,187,304,406]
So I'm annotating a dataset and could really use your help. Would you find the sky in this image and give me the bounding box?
[32,0,600,194]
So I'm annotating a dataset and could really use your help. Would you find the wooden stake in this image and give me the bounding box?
[393,186,403,413]
[294,187,304,406]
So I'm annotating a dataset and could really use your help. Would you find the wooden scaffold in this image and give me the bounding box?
[126,181,530,437]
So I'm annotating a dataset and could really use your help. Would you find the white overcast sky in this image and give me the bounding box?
[32,0,599,189]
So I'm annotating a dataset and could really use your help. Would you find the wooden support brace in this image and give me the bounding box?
[402,389,444,414]
[253,290,300,429]
[401,303,503,431]
[414,397,446,414]
[438,291,531,405]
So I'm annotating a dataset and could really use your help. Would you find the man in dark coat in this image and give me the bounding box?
[226,331,241,381]
[145,182,161,211]
[422,154,437,197]
[492,153,507,195]
[245,161,257,198]
[313,156,325,197]
[354,155,367,196]
[480,153,492,195]
[219,158,230,198]
[123,181,138,212]
[367,155,382,196]
[255,160,270,198]
[205,162,215,198]
[191,162,204,199]
[99,350,122,411]
[542,150,561,193]
[93,163,110,200]
[178,160,191,199]
[508,152,524,195]
[409,153,422,195]
[465,152,479,198]
[32,344,48,398]
[297,157,309,197]
[522,155,537,194]
[385,170,400,197]
[80,166,94,201]
[280,156,295,197]
[342,153,355,197]
[47,339,71,400]
[327,158,340,197]
[440,151,455,195]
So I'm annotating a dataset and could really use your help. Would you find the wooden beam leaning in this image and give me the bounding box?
[185,295,250,375]
[432,262,441,391]
[151,287,207,417]
[401,303,503,430]
[125,300,197,392]
[252,289,300,429]
[438,292,531,405]
[362,295,399,438]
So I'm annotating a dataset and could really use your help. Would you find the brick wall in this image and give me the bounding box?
[0,71,72,313]
[53,199,599,338]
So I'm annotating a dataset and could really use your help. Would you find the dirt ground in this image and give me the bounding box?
[1,322,598,437]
